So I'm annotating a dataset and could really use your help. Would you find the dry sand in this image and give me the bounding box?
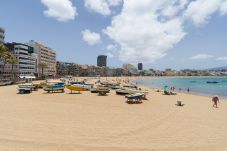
[0,77,227,151]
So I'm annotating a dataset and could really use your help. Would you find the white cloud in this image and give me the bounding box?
[105,44,118,58]
[103,0,227,64]
[216,56,227,61]
[183,0,223,26]
[106,52,114,58]
[82,29,101,45]
[106,44,118,52]
[41,0,77,22]
[220,0,227,15]
[190,54,214,60]
[84,0,122,16]
[104,0,186,63]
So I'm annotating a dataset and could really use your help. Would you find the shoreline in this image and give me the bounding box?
[131,76,227,101]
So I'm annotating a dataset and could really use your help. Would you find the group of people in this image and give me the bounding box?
[169,86,220,108]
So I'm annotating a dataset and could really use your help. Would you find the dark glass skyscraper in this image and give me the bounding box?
[138,63,143,70]
[0,27,5,44]
[97,55,107,67]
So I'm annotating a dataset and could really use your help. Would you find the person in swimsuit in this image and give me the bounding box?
[212,96,219,108]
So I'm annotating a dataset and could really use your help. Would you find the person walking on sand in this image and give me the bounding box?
[212,96,219,108]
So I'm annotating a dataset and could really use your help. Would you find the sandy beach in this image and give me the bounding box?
[0,77,227,151]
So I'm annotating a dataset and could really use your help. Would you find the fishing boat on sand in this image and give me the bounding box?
[43,83,65,93]
[66,85,87,93]
[97,88,110,95]
[125,93,145,104]
[116,88,148,96]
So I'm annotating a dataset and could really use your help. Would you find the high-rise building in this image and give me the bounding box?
[0,27,5,44]
[1,42,38,77]
[138,63,143,70]
[28,40,56,77]
[97,55,107,67]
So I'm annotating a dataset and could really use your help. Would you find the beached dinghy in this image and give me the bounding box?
[116,88,148,95]
[125,93,144,104]
[66,85,87,93]
[43,83,65,93]
[70,82,93,90]
[97,88,110,95]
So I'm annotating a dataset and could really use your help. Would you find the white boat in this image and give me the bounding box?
[116,88,148,96]
[18,83,35,94]
[0,80,13,86]
[72,84,93,90]
[125,93,145,103]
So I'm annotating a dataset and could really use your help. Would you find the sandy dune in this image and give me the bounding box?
[0,80,227,151]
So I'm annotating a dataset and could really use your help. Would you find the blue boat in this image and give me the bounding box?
[43,83,65,93]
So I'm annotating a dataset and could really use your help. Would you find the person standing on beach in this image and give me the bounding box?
[187,88,190,93]
[212,96,219,108]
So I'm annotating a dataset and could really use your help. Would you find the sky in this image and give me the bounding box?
[0,0,227,70]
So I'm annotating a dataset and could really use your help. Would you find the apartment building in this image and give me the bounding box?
[28,40,56,77]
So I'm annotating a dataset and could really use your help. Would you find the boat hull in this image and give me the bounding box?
[66,85,87,91]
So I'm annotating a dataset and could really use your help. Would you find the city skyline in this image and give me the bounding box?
[1,0,227,70]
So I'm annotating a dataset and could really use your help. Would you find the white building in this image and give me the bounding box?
[0,43,38,77]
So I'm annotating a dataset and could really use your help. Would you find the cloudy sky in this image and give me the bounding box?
[1,0,227,70]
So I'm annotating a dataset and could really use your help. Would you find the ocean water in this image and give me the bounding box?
[135,77,227,99]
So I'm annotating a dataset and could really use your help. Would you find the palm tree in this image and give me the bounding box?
[8,56,18,80]
[0,44,7,62]
[0,45,12,77]
[38,63,48,78]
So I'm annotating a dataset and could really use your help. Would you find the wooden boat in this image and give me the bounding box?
[122,85,137,89]
[66,85,87,93]
[100,82,120,89]
[70,82,93,89]
[90,88,98,93]
[116,88,148,96]
[125,93,144,104]
[96,88,110,95]
[37,82,53,88]
[43,83,65,93]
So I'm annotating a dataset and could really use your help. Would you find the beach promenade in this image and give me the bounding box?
[0,77,227,151]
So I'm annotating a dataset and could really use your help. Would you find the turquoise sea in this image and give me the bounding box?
[135,77,227,99]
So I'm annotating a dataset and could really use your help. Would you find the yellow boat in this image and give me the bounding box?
[66,85,87,93]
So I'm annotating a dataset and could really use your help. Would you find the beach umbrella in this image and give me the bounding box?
[163,86,170,91]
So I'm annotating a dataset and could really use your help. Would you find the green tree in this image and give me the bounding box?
[8,56,18,80]
[0,45,12,76]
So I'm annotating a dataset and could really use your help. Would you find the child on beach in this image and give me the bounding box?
[212,96,219,108]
